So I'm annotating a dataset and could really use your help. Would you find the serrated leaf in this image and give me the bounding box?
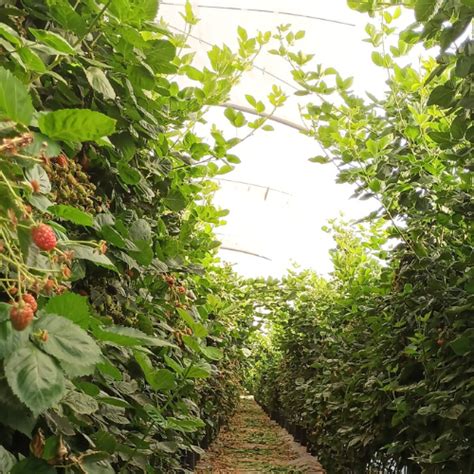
[39,109,116,142]
[163,190,186,211]
[427,85,454,108]
[0,320,29,359]
[34,314,101,367]
[29,28,76,55]
[150,368,176,391]
[85,67,116,100]
[0,384,36,437]
[0,66,34,125]
[0,22,21,45]
[25,164,51,193]
[48,204,94,226]
[187,364,211,379]
[92,431,117,454]
[0,445,16,473]
[5,344,65,415]
[309,156,330,164]
[414,0,437,21]
[182,334,201,353]
[97,360,122,381]
[94,325,176,348]
[164,355,183,373]
[108,0,159,24]
[165,416,205,433]
[18,47,46,73]
[67,244,117,271]
[145,39,176,73]
[200,346,223,361]
[129,219,152,242]
[11,458,56,474]
[117,161,142,185]
[44,292,91,329]
[0,302,9,322]
[449,329,474,355]
[62,390,99,415]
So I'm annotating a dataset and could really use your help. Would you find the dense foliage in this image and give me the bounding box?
[0,1,276,472]
[251,0,473,473]
[0,0,472,473]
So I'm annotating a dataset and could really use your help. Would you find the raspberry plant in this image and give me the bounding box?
[0,0,275,472]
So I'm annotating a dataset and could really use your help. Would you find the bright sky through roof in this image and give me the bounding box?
[160,1,415,277]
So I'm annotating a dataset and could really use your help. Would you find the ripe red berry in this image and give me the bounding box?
[10,304,34,331]
[177,286,186,295]
[22,293,38,313]
[55,153,68,168]
[32,224,57,251]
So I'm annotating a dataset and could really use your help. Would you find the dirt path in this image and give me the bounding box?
[195,397,325,473]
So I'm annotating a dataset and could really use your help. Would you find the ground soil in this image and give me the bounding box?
[195,397,325,473]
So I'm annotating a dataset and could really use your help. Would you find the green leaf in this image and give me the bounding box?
[427,85,454,108]
[414,0,437,21]
[150,368,176,391]
[163,190,186,211]
[44,292,91,329]
[25,164,51,193]
[145,40,176,73]
[18,47,47,73]
[11,458,56,474]
[0,320,29,359]
[5,344,65,415]
[129,219,152,242]
[309,156,330,164]
[371,51,384,67]
[48,204,94,226]
[164,355,183,374]
[93,325,175,348]
[0,302,9,323]
[0,385,37,437]
[29,28,76,55]
[39,109,116,142]
[0,445,16,473]
[187,364,211,379]
[85,67,116,100]
[165,416,205,433]
[200,345,223,361]
[0,67,34,125]
[108,0,159,24]
[62,390,99,415]
[34,314,101,367]
[92,431,117,454]
[183,65,203,81]
[182,334,201,353]
[97,360,122,381]
[24,133,61,158]
[117,161,142,185]
[449,329,474,355]
[0,22,21,46]
[45,0,87,35]
[67,244,117,271]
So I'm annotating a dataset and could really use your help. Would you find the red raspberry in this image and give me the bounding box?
[22,293,38,313]
[32,224,57,251]
[176,286,186,295]
[10,304,34,331]
[55,153,68,168]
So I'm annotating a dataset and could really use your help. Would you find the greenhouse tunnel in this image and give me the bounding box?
[0,0,472,473]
